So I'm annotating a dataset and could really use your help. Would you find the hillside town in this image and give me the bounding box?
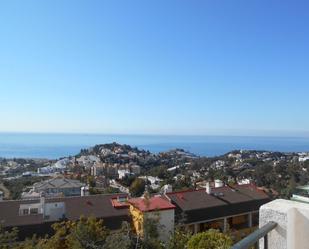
[1,143,309,201]
[1,143,309,248]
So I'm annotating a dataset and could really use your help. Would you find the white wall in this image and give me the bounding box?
[259,199,309,249]
[44,202,65,221]
[145,209,175,243]
[19,203,42,215]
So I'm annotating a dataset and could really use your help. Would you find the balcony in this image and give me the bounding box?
[231,199,309,249]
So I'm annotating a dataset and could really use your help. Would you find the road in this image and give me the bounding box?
[110,180,129,193]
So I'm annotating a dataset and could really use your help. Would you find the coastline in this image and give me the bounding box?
[1,133,309,159]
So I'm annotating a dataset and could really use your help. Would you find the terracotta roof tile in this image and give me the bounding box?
[128,196,175,212]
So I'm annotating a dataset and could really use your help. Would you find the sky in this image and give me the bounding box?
[0,0,309,136]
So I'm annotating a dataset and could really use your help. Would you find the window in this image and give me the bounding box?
[200,220,224,232]
[252,212,259,227]
[228,214,249,230]
[22,209,29,215]
[30,208,39,214]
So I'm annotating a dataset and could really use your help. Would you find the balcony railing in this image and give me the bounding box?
[230,221,277,249]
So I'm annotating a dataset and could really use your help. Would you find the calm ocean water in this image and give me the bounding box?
[1,133,309,159]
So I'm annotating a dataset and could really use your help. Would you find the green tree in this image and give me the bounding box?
[13,235,43,249]
[129,178,146,197]
[120,175,136,187]
[15,219,138,249]
[29,216,110,249]
[282,176,297,198]
[187,230,232,249]
[87,176,96,188]
[65,216,109,249]
[0,225,18,249]
[103,222,134,249]
[167,228,191,249]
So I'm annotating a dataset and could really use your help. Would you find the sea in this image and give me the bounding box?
[1,133,309,159]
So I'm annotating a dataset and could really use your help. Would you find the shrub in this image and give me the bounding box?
[187,229,232,249]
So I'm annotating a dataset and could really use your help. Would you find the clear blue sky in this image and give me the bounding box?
[1,1,309,136]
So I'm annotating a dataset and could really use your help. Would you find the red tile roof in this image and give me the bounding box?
[111,197,130,209]
[128,196,176,212]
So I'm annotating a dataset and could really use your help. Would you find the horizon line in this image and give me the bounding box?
[1,130,309,139]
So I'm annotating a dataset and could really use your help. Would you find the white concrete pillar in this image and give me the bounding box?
[259,199,309,249]
[223,217,228,232]
[194,223,199,234]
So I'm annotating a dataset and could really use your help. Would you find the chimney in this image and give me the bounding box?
[206,182,212,194]
[214,179,224,188]
[81,186,89,196]
[162,184,173,195]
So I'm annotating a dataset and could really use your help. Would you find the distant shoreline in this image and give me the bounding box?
[1,131,309,139]
[1,133,309,160]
